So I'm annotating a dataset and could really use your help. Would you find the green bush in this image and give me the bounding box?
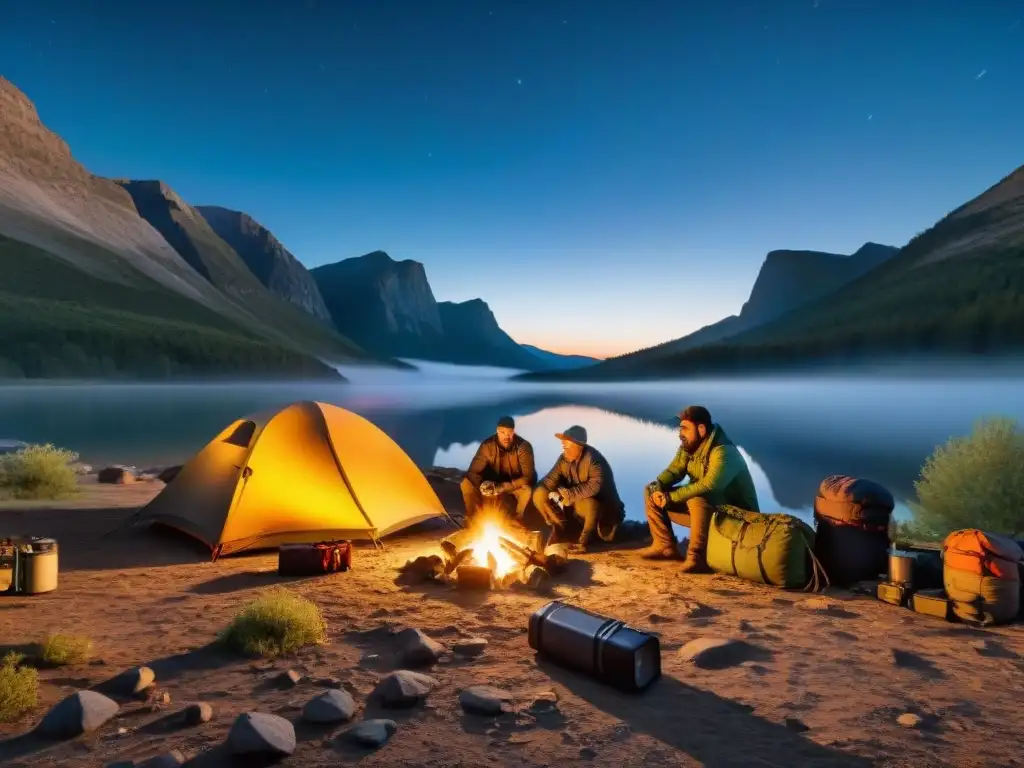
[36,633,93,667]
[219,589,327,658]
[0,443,80,500]
[908,417,1024,541]
[0,652,39,723]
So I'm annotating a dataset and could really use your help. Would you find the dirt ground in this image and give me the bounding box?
[1,474,1022,768]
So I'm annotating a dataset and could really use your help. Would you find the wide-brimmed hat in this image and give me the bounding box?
[555,425,588,445]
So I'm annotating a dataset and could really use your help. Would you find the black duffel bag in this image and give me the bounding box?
[813,475,894,587]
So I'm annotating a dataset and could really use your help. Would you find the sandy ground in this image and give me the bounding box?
[1,474,1023,768]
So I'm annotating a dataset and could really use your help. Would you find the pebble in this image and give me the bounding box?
[182,702,213,725]
[226,712,296,756]
[137,750,186,767]
[897,712,923,729]
[302,689,357,723]
[395,628,447,667]
[452,637,489,657]
[37,690,120,739]
[345,719,397,748]
[459,685,514,716]
[372,670,438,708]
[278,669,303,688]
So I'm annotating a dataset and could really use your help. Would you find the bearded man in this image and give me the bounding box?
[640,405,760,572]
[461,415,536,526]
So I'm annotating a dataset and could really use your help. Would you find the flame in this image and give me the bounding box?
[468,520,519,579]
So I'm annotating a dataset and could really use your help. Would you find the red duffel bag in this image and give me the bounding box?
[278,540,352,576]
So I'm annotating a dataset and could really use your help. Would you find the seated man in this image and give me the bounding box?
[460,415,537,526]
[532,425,625,553]
[640,405,760,573]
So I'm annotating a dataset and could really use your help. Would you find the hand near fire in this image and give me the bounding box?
[557,487,571,505]
[480,481,496,497]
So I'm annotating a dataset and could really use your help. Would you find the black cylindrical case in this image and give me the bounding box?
[528,600,661,691]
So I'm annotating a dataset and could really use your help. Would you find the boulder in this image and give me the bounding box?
[459,685,513,716]
[372,670,437,708]
[395,628,447,667]
[302,689,356,723]
[277,669,303,688]
[345,719,397,748]
[226,712,296,756]
[108,666,155,696]
[97,466,136,484]
[452,637,488,657]
[37,690,120,739]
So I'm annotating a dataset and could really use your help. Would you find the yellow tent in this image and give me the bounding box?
[135,400,448,558]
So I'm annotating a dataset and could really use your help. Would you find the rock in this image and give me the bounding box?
[37,690,120,739]
[158,465,182,483]
[795,597,840,612]
[452,637,488,657]
[137,750,186,767]
[528,690,559,713]
[897,712,923,729]
[399,555,445,581]
[226,712,296,756]
[372,670,437,708]
[345,719,397,748]
[395,628,447,667]
[98,466,136,484]
[459,685,514,716]
[278,669,303,688]
[111,666,155,696]
[785,717,810,733]
[302,689,356,723]
[182,702,213,725]
[679,601,716,619]
[580,746,598,760]
[677,637,757,669]
[315,676,344,688]
[522,565,552,592]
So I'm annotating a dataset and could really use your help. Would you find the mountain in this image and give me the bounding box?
[547,241,899,379]
[437,299,549,370]
[195,205,333,323]
[0,76,355,379]
[520,345,599,370]
[523,163,1024,380]
[311,251,448,360]
[311,250,592,370]
[118,181,369,364]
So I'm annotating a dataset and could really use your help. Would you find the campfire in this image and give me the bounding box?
[400,512,569,592]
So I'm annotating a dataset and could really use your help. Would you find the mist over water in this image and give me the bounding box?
[1,362,1021,529]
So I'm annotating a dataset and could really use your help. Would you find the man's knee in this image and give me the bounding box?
[460,477,477,497]
[531,485,549,507]
[685,496,715,516]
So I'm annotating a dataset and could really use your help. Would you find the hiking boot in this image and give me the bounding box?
[679,553,711,573]
[679,499,713,574]
[637,542,681,560]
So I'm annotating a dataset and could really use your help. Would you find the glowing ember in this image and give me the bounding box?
[468,520,519,579]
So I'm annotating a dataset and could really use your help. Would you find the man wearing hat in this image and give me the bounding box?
[640,405,760,572]
[461,415,537,526]
[532,425,625,553]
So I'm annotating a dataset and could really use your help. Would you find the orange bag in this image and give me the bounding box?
[942,529,1022,580]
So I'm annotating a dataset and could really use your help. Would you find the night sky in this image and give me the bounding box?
[2,1,1022,357]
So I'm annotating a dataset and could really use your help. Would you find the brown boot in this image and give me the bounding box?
[680,498,713,574]
[637,541,681,560]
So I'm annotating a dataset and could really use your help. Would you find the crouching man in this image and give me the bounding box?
[460,415,537,527]
[641,405,760,573]
[531,425,625,553]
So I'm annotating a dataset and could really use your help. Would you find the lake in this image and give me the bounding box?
[1,367,1021,530]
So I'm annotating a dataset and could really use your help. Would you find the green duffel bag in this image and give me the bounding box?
[706,506,827,591]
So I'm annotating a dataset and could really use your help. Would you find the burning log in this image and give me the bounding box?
[444,548,475,575]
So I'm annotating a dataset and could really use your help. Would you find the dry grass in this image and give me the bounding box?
[219,589,327,658]
[36,633,93,667]
[0,652,38,723]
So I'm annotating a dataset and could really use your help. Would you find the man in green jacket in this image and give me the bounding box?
[640,405,760,573]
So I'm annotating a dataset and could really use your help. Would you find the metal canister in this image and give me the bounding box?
[888,552,915,586]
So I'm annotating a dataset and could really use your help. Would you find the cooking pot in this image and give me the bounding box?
[889,552,915,586]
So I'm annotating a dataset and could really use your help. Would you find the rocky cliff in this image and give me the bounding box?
[196,205,332,323]
[311,251,447,359]
[437,299,546,370]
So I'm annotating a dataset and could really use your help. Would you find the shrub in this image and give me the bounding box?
[219,589,327,658]
[37,633,93,667]
[0,651,38,723]
[0,443,80,500]
[909,417,1024,541]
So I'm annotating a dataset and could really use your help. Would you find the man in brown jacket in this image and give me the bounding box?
[461,416,537,526]
[531,425,625,553]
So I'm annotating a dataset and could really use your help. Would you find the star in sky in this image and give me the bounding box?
[516,78,522,85]
[867,114,873,121]
[975,69,987,80]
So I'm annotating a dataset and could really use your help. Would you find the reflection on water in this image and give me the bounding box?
[0,376,1021,531]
